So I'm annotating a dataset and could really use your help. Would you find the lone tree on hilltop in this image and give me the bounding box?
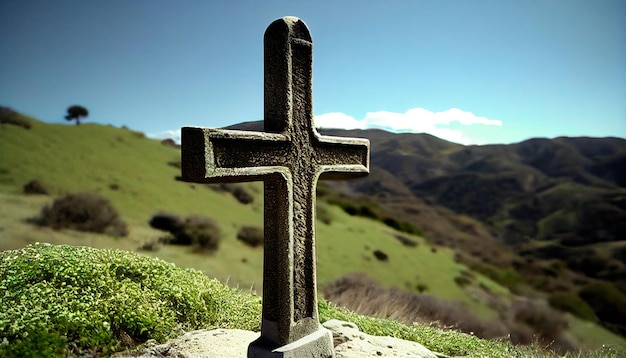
[64,105,88,125]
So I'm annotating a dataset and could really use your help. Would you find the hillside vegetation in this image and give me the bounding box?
[1,111,625,354]
[1,243,624,357]
[234,121,626,339]
[317,127,626,338]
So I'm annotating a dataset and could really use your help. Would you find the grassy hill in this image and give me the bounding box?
[1,112,625,353]
[0,115,493,307]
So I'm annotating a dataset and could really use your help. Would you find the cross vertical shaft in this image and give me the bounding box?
[262,16,318,343]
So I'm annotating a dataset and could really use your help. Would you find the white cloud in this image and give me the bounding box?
[150,108,503,146]
[148,129,181,144]
[314,107,502,145]
[314,112,367,130]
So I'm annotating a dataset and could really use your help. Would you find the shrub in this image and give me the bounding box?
[612,245,626,263]
[37,192,128,236]
[327,197,427,239]
[358,205,379,220]
[580,281,626,335]
[509,298,568,346]
[469,261,525,289]
[137,240,162,252]
[179,216,220,250]
[548,291,597,321]
[316,203,333,225]
[23,180,48,195]
[149,212,184,233]
[0,243,261,357]
[454,275,472,287]
[394,234,417,247]
[332,201,379,220]
[231,185,254,204]
[161,139,180,148]
[373,250,388,262]
[323,273,575,352]
[149,212,221,252]
[566,253,610,278]
[210,184,254,204]
[0,107,31,129]
[323,273,504,339]
[237,226,264,247]
[382,217,423,236]
[327,197,356,215]
[329,198,379,220]
[341,203,359,216]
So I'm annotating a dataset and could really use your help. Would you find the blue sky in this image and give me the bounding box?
[1,0,624,145]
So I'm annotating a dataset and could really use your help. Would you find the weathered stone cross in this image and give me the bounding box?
[181,16,369,357]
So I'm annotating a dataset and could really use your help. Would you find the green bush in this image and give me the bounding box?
[180,216,221,250]
[316,202,333,225]
[580,281,626,335]
[0,107,31,129]
[37,192,128,236]
[373,249,388,262]
[612,245,626,263]
[149,212,183,233]
[325,196,424,237]
[394,234,417,247]
[149,212,221,252]
[510,299,568,346]
[469,261,525,289]
[567,253,610,278]
[210,183,253,204]
[339,202,360,216]
[357,205,379,220]
[23,180,48,195]
[0,243,261,357]
[548,291,597,321]
[330,198,379,220]
[237,225,264,247]
[382,218,423,236]
[453,275,472,287]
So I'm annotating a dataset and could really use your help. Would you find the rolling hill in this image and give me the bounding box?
[1,109,625,351]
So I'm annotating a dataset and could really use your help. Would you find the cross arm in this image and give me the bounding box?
[181,126,290,183]
[315,133,370,180]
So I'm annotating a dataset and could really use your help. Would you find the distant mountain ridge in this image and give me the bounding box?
[228,121,626,246]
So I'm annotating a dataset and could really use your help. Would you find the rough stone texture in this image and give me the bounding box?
[113,320,443,358]
[113,329,259,358]
[322,320,441,358]
[249,328,334,358]
[181,16,369,357]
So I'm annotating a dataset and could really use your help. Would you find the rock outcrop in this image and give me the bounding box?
[114,319,443,357]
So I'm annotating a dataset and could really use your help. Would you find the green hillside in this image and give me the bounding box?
[1,114,625,352]
[0,116,501,309]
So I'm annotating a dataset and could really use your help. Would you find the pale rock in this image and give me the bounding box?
[323,319,443,358]
[114,320,446,358]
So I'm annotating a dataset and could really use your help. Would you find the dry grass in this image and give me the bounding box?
[323,272,577,353]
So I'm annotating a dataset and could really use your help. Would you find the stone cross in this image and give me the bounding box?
[181,16,369,357]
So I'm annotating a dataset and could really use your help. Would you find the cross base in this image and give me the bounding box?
[248,327,335,358]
